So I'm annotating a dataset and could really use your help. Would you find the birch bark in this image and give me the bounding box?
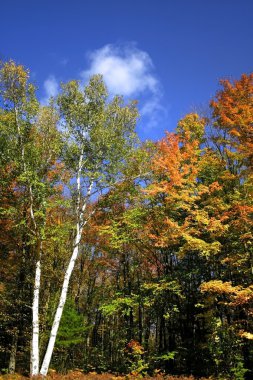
[31,251,41,375]
[40,157,93,376]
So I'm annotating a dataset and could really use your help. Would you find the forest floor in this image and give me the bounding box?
[0,371,214,380]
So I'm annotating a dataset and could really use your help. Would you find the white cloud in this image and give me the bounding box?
[81,44,159,97]
[41,75,59,105]
[81,43,164,130]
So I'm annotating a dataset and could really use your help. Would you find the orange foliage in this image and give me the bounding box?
[147,216,185,249]
[125,339,144,355]
[232,285,253,306]
[221,203,253,243]
[144,114,206,248]
[211,73,253,166]
[151,131,199,193]
[201,281,253,316]
[148,114,206,201]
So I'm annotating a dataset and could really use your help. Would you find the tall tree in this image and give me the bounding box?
[0,60,62,375]
[39,76,138,376]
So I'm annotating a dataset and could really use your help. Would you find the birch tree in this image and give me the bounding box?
[0,61,61,376]
[0,61,40,375]
[39,76,138,376]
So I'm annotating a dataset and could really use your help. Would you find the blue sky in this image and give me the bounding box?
[1,0,253,140]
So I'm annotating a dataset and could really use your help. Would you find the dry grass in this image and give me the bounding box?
[0,372,214,380]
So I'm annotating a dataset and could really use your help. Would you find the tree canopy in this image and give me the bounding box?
[0,60,252,380]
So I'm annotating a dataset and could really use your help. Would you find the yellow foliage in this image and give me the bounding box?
[238,330,253,340]
[180,235,221,257]
[200,280,241,295]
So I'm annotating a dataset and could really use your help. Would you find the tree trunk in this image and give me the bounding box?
[31,251,41,376]
[39,172,93,376]
[39,226,82,376]
[8,329,18,374]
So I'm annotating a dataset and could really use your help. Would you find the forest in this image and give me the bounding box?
[0,60,253,380]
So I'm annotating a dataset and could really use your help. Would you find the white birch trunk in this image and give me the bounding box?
[31,254,41,375]
[40,161,93,376]
[29,189,42,376]
[39,227,82,376]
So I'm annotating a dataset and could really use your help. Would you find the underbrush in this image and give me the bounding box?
[0,371,214,380]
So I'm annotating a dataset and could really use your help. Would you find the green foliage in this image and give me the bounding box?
[56,300,86,348]
[58,76,138,188]
[100,295,138,317]
[207,321,248,379]
[1,60,253,379]
[155,352,177,361]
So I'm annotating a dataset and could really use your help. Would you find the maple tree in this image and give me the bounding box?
[210,73,253,169]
